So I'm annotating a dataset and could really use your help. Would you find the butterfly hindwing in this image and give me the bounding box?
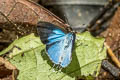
[37,21,76,67]
[46,33,75,67]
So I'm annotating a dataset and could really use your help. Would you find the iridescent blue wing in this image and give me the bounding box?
[46,33,75,67]
[37,22,75,67]
[37,22,66,45]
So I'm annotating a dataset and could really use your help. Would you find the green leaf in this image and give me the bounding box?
[0,32,106,80]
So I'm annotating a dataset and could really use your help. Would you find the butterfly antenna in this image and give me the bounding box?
[64,14,69,25]
[64,14,74,32]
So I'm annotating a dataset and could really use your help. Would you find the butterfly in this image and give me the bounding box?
[37,21,76,67]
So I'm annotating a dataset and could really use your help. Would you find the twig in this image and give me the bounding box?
[87,1,113,29]
[104,42,120,68]
[102,60,120,78]
[90,2,119,31]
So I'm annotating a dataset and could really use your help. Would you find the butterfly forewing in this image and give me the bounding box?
[37,22,66,45]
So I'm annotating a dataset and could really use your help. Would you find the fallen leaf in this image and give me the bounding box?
[0,32,106,80]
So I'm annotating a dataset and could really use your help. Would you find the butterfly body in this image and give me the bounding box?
[37,22,75,67]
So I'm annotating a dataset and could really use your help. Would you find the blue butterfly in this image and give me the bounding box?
[37,21,76,67]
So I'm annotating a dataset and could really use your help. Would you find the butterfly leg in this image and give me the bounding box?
[58,66,63,72]
[49,64,56,71]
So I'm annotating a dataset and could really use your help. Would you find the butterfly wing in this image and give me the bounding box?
[37,22,66,45]
[46,33,75,67]
[37,22,75,67]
